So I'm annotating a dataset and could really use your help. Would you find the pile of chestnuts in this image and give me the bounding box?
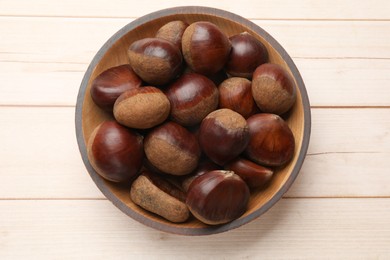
[87,20,297,225]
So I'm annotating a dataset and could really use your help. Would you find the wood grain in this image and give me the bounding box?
[1,0,389,255]
[1,0,389,20]
[0,107,103,199]
[1,107,389,198]
[296,58,390,107]
[289,152,390,197]
[1,18,389,65]
[0,199,389,258]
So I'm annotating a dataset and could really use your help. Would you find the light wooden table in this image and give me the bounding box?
[1,1,390,258]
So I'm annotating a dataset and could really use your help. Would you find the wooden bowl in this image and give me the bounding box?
[75,6,311,235]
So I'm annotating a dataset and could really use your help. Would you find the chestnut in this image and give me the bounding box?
[182,21,231,76]
[218,77,257,118]
[131,171,189,223]
[199,108,249,165]
[225,158,273,189]
[113,86,170,129]
[245,113,295,166]
[186,170,250,225]
[165,73,219,126]
[225,32,268,78]
[252,63,297,115]
[181,160,220,192]
[87,121,144,182]
[144,121,201,176]
[127,37,183,85]
[139,171,186,202]
[90,64,142,112]
[155,20,189,51]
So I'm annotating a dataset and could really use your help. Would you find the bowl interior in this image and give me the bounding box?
[77,7,310,235]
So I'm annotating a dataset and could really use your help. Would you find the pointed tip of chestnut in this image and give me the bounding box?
[156,20,189,51]
[186,170,250,225]
[181,159,221,192]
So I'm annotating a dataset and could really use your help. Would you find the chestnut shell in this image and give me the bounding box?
[181,160,220,192]
[128,37,183,85]
[225,158,273,189]
[199,109,249,165]
[87,121,144,182]
[218,77,257,118]
[186,170,250,225]
[156,20,189,51]
[144,121,201,175]
[90,64,142,112]
[182,21,231,76]
[252,63,297,115]
[225,32,268,78]
[245,113,295,166]
[113,86,170,129]
[165,73,219,126]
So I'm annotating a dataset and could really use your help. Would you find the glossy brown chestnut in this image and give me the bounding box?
[140,171,186,202]
[113,86,170,129]
[218,77,257,118]
[199,108,250,165]
[131,171,189,223]
[245,113,295,166]
[144,121,201,176]
[165,73,219,126]
[90,64,142,112]
[186,170,250,225]
[182,21,231,76]
[181,160,220,192]
[225,158,273,189]
[87,121,144,182]
[128,37,183,85]
[156,20,189,51]
[225,32,268,79]
[252,63,297,115]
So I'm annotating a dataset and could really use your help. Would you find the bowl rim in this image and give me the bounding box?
[75,6,311,236]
